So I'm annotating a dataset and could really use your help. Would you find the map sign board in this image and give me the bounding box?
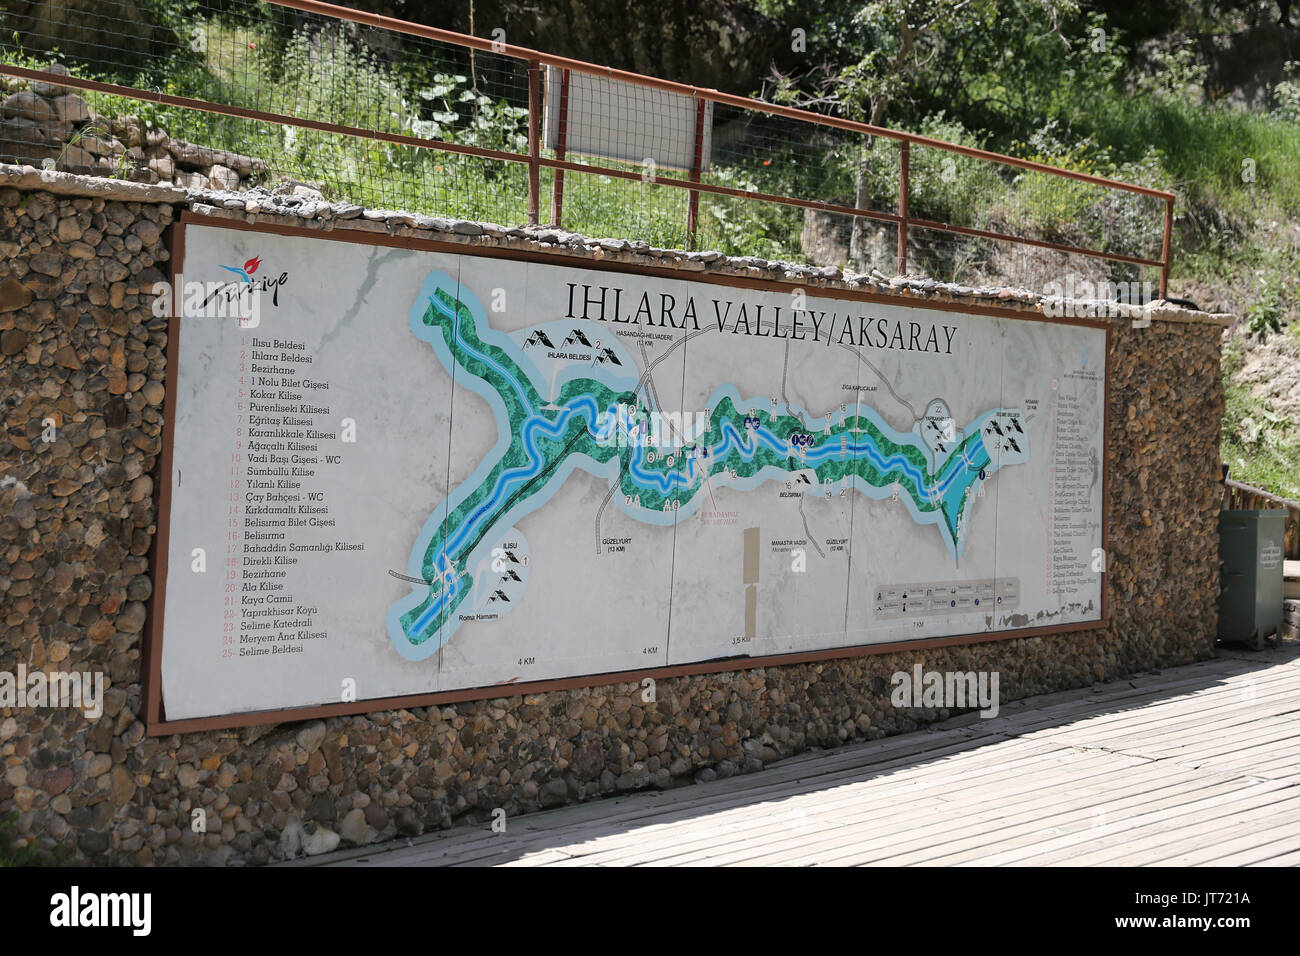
[149,217,1107,728]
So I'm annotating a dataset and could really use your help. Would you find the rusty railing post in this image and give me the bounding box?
[527,59,541,225]
[685,97,707,251]
[550,68,569,227]
[1159,194,1174,300]
[897,139,910,276]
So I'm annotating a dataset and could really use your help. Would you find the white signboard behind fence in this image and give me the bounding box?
[542,65,713,172]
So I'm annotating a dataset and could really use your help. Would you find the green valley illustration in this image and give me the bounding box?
[386,273,1030,660]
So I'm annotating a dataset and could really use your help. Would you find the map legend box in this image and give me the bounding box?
[871,578,1021,619]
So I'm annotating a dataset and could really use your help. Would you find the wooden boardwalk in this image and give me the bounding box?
[294,643,1300,867]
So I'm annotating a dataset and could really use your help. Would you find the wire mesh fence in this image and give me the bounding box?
[0,0,1174,290]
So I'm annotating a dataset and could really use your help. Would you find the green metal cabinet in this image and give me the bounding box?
[1218,509,1287,649]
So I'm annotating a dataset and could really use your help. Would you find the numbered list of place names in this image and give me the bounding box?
[223,334,361,661]
[1046,369,1102,599]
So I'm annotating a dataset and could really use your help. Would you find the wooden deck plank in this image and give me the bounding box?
[361,712,1294,868]
[981,784,1300,867]
[734,761,1232,868]
[322,658,1291,867]
[1152,820,1300,866]
[407,741,1062,868]
[698,729,1300,868]
[487,735,1130,867]
[573,750,1162,867]
[340,675,1248,867]
[1256,848,1300,866]
[324,736,1059,867]
[843,778,1294,868]
[293,644,1300,868]
[1041,693,1300,750]
[635,710,1300,868]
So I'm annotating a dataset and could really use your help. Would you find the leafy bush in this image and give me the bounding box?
[1221,341,1300,500]
[1273,62,1300,123]
[1246,281,1287,340]
[902,114,1007,229]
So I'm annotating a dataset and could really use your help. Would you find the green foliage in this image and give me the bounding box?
[550,170,691,250]
[898,115,1006,227]
[1221,340,1300,501]
[1274,62,1300,123]
[56,123,132,178]
[1002,125,1110,240]
[783,0,1088,136]
[1082,96,1300,221]
[699,166,802,258]
[1132,43,1209,100]
[1,1,1244,267]
[1246,280,1287,340]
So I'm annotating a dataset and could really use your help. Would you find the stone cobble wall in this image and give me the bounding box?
[0,164,1229,865]
[2,66,269,191]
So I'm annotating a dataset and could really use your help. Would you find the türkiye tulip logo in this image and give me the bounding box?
[149,253,286,329]
[219,255,264,283]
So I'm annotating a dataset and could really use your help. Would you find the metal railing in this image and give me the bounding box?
[0,0,1176,289]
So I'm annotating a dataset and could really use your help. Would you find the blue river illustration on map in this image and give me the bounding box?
[385,272,1028,660]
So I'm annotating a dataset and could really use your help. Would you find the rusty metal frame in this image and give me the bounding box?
[898,141,911,274]
[526,59,541,225]
[685,98,707,250]
[550,67,570,227]
[140,212,1110,735]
